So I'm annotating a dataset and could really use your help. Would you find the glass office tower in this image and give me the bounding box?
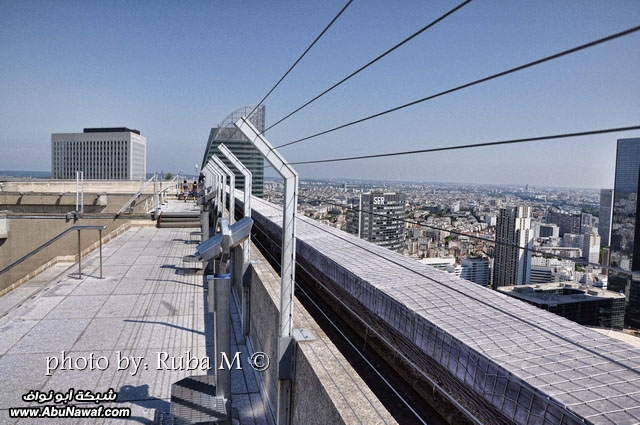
[609,137,640,328]
[202,105,265,197]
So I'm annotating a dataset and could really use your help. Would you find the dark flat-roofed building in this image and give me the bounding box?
[498,282,626,329]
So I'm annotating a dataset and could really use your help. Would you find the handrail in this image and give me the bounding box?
[116,175,155,216]
[0,225,106,278]
[147,174,180,214]
[160,174,179,193]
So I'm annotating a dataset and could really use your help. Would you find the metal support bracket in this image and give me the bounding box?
[277,329,315,381]
[292,328,317,342]
[277,336,296,380]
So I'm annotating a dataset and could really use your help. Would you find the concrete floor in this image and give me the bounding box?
[0,211,271,424]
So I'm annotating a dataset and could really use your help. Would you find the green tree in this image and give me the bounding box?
[165,172,173,181]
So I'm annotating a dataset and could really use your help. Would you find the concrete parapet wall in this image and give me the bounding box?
[237,242,397,425]
[0,192,155,214]
[0,179,178,195]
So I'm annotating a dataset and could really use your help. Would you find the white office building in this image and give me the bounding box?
[51,127,146,180]
[583,233,601,264]
[419,256,456,271]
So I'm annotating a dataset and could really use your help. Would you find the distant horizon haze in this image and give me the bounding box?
[0,169,607,191]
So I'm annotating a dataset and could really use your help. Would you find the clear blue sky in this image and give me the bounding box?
[1,0,639,188]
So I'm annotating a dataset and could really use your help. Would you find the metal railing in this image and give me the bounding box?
[0,225,107,280]
[116,174,156,216]
[155,174,179,207]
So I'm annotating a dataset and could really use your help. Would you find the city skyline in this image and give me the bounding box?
[1,1,639,188]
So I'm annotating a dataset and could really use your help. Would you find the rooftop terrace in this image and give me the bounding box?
[0,216,269,424]
[0,199,396,425]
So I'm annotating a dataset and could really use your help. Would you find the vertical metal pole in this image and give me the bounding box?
[281,176,297,337]
[214,168,221,231]
[75,171,79,212]
[77,229,82,279]
[99,229,103,279]
[207,167,217,227]
[228,173,235,223]
[154,172,158,214]
[80,171,84,214]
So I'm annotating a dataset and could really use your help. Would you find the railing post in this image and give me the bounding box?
[80,171,84,214]
[99,229,103,279]
[77,229,82,279]
[75,171,79,213]
[153,172,159,215]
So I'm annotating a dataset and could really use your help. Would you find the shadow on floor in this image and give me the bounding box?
[144,278,202,288]
[123,319,205,336]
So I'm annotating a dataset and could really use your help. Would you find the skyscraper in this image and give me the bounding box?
[609,137,640,328]
[492,206,533,289]
[599,189,614,246]
[202,105,265,197]
[346,192,406,252]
